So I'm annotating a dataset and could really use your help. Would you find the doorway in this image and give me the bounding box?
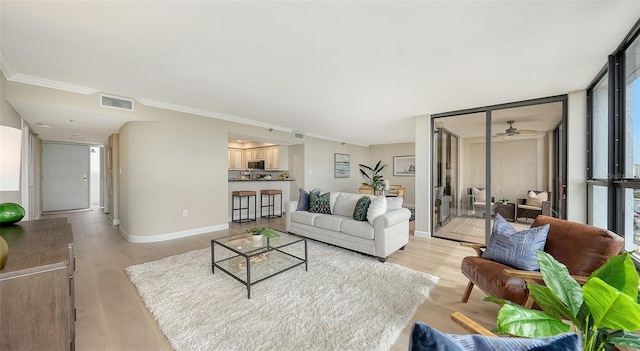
[42,142,90,211]
[431,96,567,243]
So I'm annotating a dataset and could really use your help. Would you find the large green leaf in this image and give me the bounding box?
[536,250,583,316]
[528,284,580,326]
[495,303,570,338]
[590,252,639,300]
[606,330,640,348]
[583,277,640,331]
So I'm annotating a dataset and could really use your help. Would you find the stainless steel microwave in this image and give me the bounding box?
[248,160,265,169]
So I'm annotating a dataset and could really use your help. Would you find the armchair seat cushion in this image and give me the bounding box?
[461,256,528,305]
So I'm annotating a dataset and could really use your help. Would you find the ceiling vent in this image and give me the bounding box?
[100,94,134,111]
[293,131,305,140]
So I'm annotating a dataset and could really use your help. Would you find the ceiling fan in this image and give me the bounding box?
[495,120,537,137]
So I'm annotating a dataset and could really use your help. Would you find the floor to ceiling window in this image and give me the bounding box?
[587,20,640,262]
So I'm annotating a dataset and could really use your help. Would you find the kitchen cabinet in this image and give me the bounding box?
[252,148,265,161]
[228,148,244,170]
[244,149,252,169]
[0,217,75,351]
[265,146,278,170]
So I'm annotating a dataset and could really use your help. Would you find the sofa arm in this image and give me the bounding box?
[375,208,411,228]
[285,201,298,213]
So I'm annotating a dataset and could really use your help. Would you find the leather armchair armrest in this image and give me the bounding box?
[461,242,486,257]
[503,269,589,285]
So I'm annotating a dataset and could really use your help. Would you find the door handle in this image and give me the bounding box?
[83,174,87,182]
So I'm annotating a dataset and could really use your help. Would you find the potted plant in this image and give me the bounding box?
[485,251,640,351]
[499,198,509,204]
[245,227,280,241]
[359,161,387,194]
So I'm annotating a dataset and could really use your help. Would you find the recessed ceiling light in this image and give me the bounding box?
[37,122,52,128]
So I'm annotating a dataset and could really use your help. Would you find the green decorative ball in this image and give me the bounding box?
[0,203,25,226]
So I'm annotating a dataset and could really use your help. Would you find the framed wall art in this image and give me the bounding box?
[334,153,350,178]
[394,156,415,176]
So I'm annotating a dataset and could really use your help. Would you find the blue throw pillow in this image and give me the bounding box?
[410,321,581,351]
[450,332,581,351]
[482,214,550,271]
[409,322,462,351]
[296,188,310,211]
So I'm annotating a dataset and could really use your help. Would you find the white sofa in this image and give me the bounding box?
[285,192,411,262]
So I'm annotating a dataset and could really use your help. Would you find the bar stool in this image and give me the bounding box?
[231,190,256,223]
[260,189,282,219]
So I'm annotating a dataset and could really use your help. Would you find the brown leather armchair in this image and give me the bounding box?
[460,215,625,307]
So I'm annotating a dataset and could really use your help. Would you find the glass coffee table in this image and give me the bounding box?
[211,229,307,298]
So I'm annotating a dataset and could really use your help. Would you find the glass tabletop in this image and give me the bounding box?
[213,230,303,256]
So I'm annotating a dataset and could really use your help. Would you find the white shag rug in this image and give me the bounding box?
[126,241,439,351]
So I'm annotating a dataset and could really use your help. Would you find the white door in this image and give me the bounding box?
[42,142,90,211]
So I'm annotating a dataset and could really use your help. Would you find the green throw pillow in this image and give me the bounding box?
[309,192,331,214]
[352,196,371,221]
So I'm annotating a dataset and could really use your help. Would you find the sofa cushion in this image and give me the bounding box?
[482,214,550,271]
[367,195,387,225]
[333,193,364,217]
[315,214,348,232]
[526,191,547,208]
[352,196,371,221]
[309,191,331,214]
[290,211,322,226]
[296,188,310,211]
[341,219,375,240]
[472,188,486,202]
[386,197,403,210]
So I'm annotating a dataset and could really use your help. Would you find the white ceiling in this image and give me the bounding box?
[1,2,639,146]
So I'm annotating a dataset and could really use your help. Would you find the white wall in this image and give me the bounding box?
[369,143,416,207]
[303,137,370,193]
[414,115,431,238]
[0,73,23,204]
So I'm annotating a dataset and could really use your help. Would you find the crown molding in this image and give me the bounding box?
[0,46,97,95]
[9,73,97,95]
[139,97,293,133]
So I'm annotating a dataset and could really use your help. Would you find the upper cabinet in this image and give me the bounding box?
[228,145,288,170]
[265,145,288,170]
[251,148,265,161]
[228,148,244,170]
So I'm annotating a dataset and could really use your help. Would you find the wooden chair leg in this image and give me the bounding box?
[523,293,534,308]
[461,281,474,303]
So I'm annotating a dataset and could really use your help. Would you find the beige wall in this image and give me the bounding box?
[119,120,228,241]
[0,73,23,204]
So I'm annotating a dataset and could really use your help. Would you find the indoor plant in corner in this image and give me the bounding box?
[486,251,640,351]
[359,161,387,194]
[245,227,280,241]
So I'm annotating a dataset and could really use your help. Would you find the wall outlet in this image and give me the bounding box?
[182,209,188,217]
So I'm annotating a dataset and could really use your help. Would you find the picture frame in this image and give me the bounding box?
[394,156,415,176]
[334,153,350,178]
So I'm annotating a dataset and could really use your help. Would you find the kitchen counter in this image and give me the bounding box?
[228,178,295,181]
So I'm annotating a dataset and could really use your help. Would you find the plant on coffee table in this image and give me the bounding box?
[245,227,280,239]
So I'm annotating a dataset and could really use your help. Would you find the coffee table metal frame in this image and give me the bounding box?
[211,230,307,298]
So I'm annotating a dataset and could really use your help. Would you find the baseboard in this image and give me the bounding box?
[107,213,120,226]
[413,230,431,238]
[120,223,229,243]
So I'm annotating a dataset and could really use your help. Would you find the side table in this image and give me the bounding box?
[495,202,516,222]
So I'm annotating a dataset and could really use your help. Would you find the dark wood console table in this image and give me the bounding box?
[0,217,75,350]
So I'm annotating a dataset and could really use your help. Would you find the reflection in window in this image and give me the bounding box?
[590,185,608,229]
[625,36,640,178]
[592,74,609,179]
[623,189,639,258]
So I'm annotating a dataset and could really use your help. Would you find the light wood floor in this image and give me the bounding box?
[42,209,499,350]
